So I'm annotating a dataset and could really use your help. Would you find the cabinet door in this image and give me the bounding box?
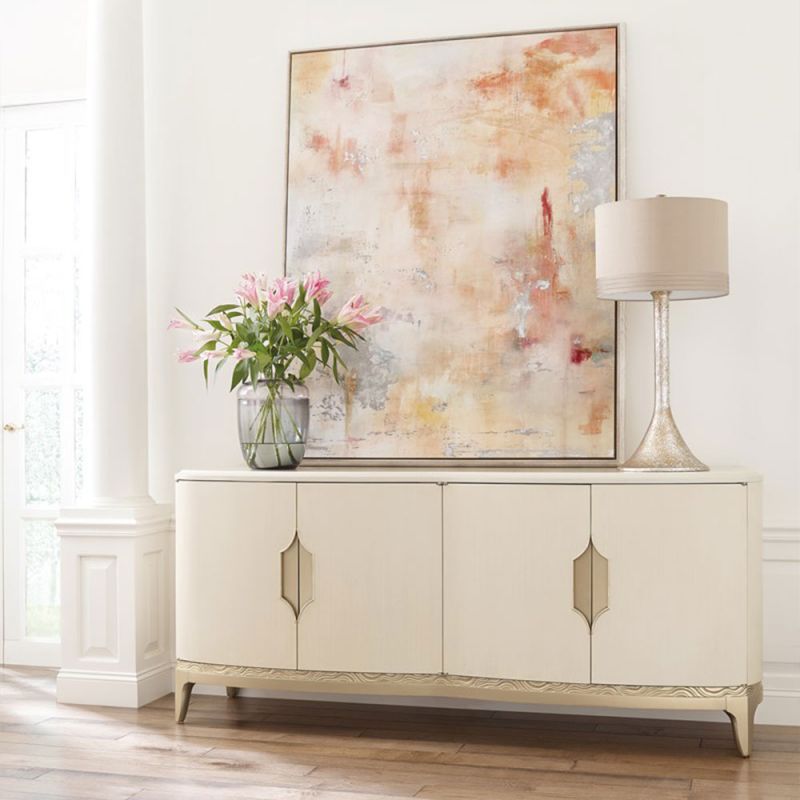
[444,484,591,683]
[176,480,297,668]
[297,483,441,674]
[591,484,748,687]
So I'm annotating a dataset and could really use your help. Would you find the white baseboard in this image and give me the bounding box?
[57,662,173,708]
[760,662,800,725]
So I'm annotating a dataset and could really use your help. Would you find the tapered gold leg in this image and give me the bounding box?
[175,677,195,724]
[725,684,762,757]
[226,686,239,699]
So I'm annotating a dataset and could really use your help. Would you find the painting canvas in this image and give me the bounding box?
[285,26,620,462]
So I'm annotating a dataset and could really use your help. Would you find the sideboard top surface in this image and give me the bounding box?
[176,467,760,485]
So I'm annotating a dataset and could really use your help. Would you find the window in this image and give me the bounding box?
[1,100,87,666]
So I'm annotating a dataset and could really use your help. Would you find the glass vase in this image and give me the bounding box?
[236,380,309,469]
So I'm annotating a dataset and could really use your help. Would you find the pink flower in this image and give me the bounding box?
[234,346,256,361]
[266,277,298,319]
[336,293,365,325]
[350,306,383,332]
[336,294,383,331]
[235,273,261,307]
[200,349,226,361]
[167,318,193,330]
[177,349,199,363]
[303,271,332,305]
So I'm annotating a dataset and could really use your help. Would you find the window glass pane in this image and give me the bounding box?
[75,125,88,242]
[24,519,60,640]
[73,257,84,371]
[74,387,84,499]
[25,257,69,374]
[25,389,61,505]
[25,128,69,245]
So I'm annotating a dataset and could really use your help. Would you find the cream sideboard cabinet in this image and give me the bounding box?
[175,469,762,757]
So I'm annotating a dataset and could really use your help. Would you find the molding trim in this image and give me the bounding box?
[56,504,173,538]
[176,660,754,701]
[763,527,800,562]
[762,663,800,725]
[57,662,173,708]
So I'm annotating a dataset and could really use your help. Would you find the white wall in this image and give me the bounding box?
[0,0,87,104]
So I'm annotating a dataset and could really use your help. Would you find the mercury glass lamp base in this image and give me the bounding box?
[620,289,709,473]
[621,407,709,472]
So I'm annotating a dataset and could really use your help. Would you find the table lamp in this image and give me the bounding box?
[594,196,729,471]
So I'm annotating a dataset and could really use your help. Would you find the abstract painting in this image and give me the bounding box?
[285,26,620,462]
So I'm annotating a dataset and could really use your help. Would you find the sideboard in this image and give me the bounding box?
[174,468,762,756]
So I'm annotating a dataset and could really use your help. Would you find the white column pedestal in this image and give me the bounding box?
[56,504,174,707]
[55,0,171,708]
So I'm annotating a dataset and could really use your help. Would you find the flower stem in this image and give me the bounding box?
[246,380,307,468]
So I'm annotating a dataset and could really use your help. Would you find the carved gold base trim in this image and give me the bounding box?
[174,659,762,757]
[176,659,751,699]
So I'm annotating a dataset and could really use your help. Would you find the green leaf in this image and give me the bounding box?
[313,299,322,330]
[298,348,317,381]
[207,303,238,315]
[195,340,217,354]
[202,358,209,387]
[230,359,247,391]
[305,326,324,353]
[277,314,292,340]
[320,339,329,366]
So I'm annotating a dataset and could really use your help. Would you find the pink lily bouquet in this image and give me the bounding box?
[170,271,381,468]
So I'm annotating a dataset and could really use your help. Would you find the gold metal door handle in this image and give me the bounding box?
[573,540,609,630]
[592,544,609,625]
[280,532,313,618]
[3,423,23,432]
[573,543,592,628]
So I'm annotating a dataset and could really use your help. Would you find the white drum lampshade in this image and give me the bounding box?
[596,197,729,300]
[594,196,729,471]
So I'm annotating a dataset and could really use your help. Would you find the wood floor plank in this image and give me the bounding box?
[689,777,800,798]
[0,791,88,800]
[0,667,796,800]
[416,784,691,800]
[0,773,141,800]
[133,789,415,800]
[0,766,50,780]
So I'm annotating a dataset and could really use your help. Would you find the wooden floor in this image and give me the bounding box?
[0,668,797,799]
